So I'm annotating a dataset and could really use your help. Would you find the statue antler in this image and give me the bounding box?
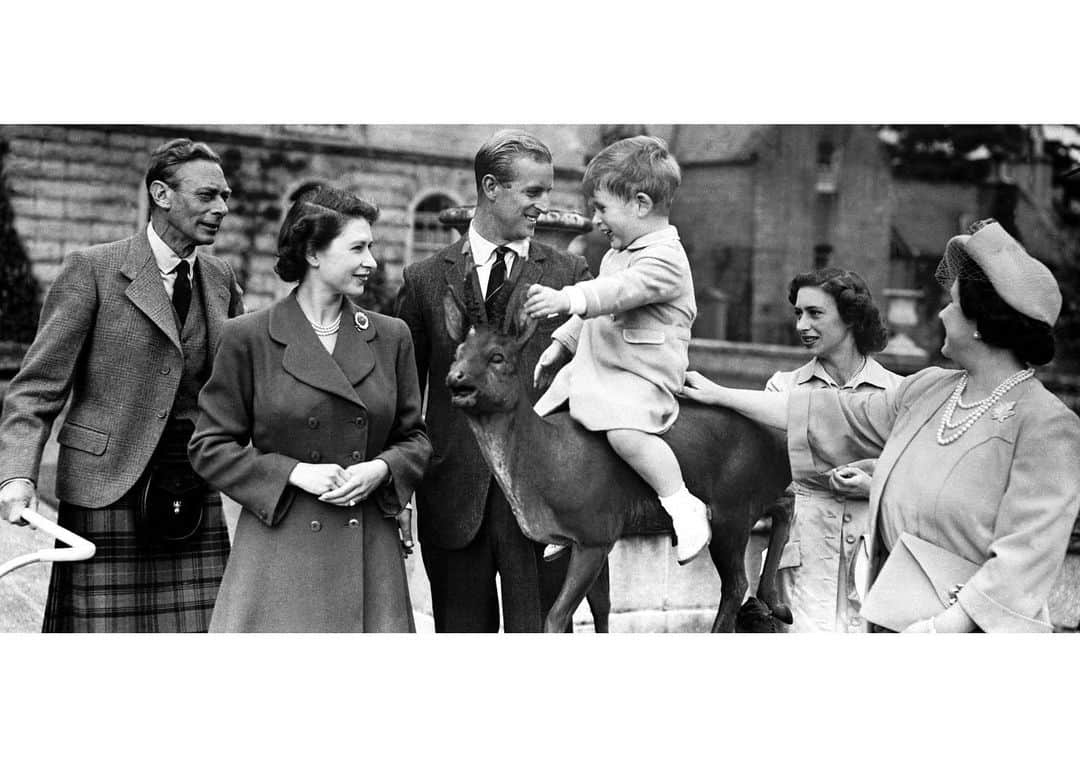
[461,257,485,328]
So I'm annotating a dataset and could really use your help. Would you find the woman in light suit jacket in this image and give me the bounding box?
[684,220,1080,633]
[189,186,431,632]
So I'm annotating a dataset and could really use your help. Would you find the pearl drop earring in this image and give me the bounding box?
[973,330,981,340]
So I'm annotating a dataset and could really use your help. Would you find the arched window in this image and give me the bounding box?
[410,193,458,263]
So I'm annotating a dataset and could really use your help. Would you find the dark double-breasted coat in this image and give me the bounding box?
[189,292,431,632]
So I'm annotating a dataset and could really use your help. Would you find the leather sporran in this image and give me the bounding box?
[135,462,206,544]
[135,419,206,544]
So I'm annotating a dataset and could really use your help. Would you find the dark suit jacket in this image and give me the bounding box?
[189,292,431,526]
[0,230,244,508]
[395,234,591,550]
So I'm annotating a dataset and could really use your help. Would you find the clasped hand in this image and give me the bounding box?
[828,465,873,499]
[289,460,390,506]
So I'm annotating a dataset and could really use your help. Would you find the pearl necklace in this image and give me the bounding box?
[308,312,341,337]
[936,368,1034,445]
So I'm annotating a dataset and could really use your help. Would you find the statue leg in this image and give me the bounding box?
[709,526,749,633]
[585,557,611,633]
[544,543,611,633]
[756,508,793,625]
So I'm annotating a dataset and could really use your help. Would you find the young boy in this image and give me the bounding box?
[525,136,710,565]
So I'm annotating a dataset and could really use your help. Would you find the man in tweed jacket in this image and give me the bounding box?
[395,130,593,632]
[0,138,244,632]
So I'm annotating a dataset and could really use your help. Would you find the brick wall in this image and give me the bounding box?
[1,125,590,313]
[750,126,894,344]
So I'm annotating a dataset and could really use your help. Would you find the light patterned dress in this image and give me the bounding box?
[788,367,1080,632]
[767,357,901,632]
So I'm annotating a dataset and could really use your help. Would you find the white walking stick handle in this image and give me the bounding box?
[0,507,96,579]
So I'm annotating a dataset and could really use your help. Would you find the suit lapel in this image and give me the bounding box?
[867,376,956,562]
[443,236,487,325]
[335,299,378,388]
[503,241,549,326]
[121,231,182,352]
[196,255,231,353]
[270,293,366,407]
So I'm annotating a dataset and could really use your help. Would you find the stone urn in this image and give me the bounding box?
[438,206,592,251]
[880,288,930,374]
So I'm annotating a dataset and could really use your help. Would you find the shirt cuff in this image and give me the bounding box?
[0,477,34,494]
[566,287,587,316]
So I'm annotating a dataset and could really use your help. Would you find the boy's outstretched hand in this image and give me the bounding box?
[524,284,571,320]
[534,341,570,392]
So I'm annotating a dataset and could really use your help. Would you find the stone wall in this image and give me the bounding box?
[751,126,894,345]
[0,125,590,313]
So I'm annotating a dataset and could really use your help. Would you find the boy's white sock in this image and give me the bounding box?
[658,484,694,516]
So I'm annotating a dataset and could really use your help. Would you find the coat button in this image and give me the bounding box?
[309,451,322,462]
[156,410,167,419]
[307,417,319,429]
[845,534,856,544]
[355,416,366,427]
[351,451,363,462]
[842,513,852,523]
[160,366,171,375]
[310,520,322,532]
[347,518,360,529]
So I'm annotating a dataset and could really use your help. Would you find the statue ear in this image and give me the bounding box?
[443,289,466,343]
[512,305,538,348]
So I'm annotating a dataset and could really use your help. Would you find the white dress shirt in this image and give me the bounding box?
[468,226,529,297]
[147,222,197,299]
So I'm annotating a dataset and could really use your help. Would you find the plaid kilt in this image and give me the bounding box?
[42,490,230,633]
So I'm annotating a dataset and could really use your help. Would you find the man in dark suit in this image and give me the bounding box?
[395,130,591,632]
[0,138,244,632]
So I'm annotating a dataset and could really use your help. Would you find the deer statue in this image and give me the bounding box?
[442,289,794,632]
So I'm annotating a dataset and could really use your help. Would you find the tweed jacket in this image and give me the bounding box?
[394,234,591,550]
[0,231,244,508]
[788,366,1080,632]
[189,292,431,526]
[534,226,696,433]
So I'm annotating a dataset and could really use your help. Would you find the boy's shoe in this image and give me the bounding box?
[661,489,712,565]
[543,543,568,562]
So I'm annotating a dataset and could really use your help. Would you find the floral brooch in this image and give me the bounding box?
[990,401,1017,423]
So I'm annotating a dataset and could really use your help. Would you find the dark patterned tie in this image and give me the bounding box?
[173,259,192,326]
[485,247,509,318]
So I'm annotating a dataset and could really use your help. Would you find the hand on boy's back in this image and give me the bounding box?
[524,284,571,320]
[534,341,570,392]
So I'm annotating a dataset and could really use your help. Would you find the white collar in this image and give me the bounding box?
[796,355,894,390]
[624,225,680,252]
[147,222,197,275]
[467,225,529,266]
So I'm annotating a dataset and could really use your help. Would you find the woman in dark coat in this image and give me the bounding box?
[189,186,431,632]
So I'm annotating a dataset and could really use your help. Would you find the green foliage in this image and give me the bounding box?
[0,138,39,343]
